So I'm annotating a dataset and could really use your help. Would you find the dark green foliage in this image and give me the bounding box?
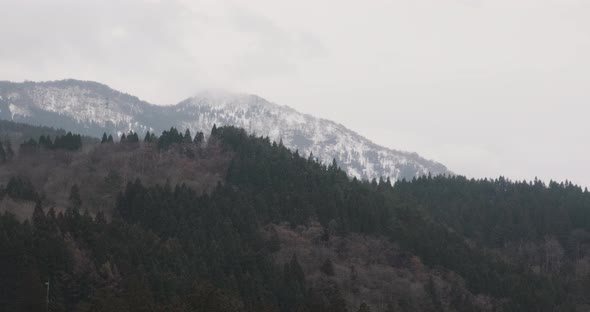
[208,126,588,311]
[123,131,139,143]
[101,132,108,144]
[0,119,93,146]
[394,176,590,247]
[279,254,308,312]
[357,303,371,312]
[69,184,82,209]
[2,125,590,311]
[157,127,185,150]
[320,259,335,276]
[143,131,151,143]
[40,135,54,148]
[427,277,443,312]
[183,129,192,144]
[52,132,83,150]
[194,131,205,146]
[20,137,39,153]
[308,280,348,312]
[0,141,6,162]
[143,131,157,143]
[3,176,39,201]
[104,170,122,192]
[5,140,14,160]
[19,132,83,152]
[385,303,396,312]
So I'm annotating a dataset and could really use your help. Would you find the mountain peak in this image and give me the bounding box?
[0,80,451,181]
[183,89,282,112]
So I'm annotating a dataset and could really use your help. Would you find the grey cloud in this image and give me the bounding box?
[1,0,589,186]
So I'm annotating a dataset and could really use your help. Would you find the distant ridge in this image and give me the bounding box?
[0,79,450,181]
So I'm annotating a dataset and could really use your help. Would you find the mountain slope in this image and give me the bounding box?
[1,124,586,311]
[0,79,450,181]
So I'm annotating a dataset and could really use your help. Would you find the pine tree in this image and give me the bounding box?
[20,138,39,153]
[40,135,54,149]
[53,135,62,149]
[5,140,14,160]
[289,254,305,286]
[32,201,46,230]
[143,131,152,143]
[0,141,6,162]
[329,158,339,171]
[193,132,205,146]
[69,184,82,209]
[320,259,335,276]
[183,129,192,143]
[39,135,48,148]
[349,265,359,295]
[101,133,108,144]
[74,134,82,150]
[357,303,372,312]
[107,134,114,143]
[95,211,107,225]
[127,131,139,143]
[280,254,307,312]
[427,276,443,312]
[385,303,396,312]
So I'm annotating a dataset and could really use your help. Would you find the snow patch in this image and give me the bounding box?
[3,81,450,181]
[9,103,31,119]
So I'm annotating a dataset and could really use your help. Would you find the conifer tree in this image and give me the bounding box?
[20,138,39,153]
[32,201,46,230]
[0,141,6,162]
[5,140,14,160]
[289,254,305,286]
[107,134,114,143]
[101,133,108,144]
[329,158,339,171]
[357,303,372,312]
[385,303,396,312]
[193,131,205,146]
[69,184,82,210]
[131,131,140,143]
[183,129,192,143]
[320,259,335,276]
[39,135,49,148]
[143,131,152,143]
[427,276,443,312]
[95,211,107,225]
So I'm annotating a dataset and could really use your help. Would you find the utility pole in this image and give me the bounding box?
[45,280,50,312]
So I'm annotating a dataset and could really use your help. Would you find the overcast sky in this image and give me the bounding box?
[2,0,590,185]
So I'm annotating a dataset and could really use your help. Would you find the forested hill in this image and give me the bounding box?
[0,119,98,147]
[0,79,450,181]
[1,122,590,311]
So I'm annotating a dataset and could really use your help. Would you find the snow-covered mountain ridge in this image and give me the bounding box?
[0,79,451,181]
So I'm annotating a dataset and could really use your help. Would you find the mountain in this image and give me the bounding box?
[1,123,588,311]
[0,119,98,146]
[0,79,450,181]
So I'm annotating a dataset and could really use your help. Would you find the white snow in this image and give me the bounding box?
[3,81,450,181]
[9,103,31,119]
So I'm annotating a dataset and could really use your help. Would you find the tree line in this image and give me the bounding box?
[1,125,590,311]
[19,132,83,152]
[100,128,206,150]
